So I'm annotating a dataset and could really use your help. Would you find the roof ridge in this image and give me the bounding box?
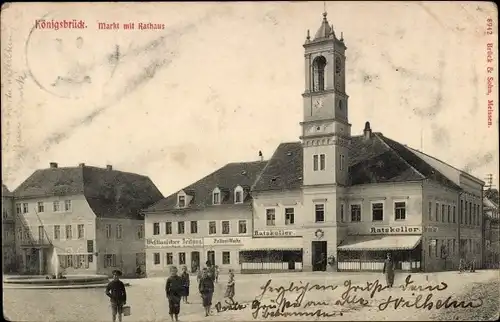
[374,133,426,179]
[406,146,484,184]
[251,144,284,192]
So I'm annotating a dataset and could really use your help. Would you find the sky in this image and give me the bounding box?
[1,2,498,197]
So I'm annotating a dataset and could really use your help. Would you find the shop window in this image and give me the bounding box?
[315,204,325,222]
[153,253,160,265]
[238,220,247,234]
[179,252,186,265]
[222,251,230,265]
[166,222,172,235]
[153,223,160,235]
[209,221,216,235]
[394,202,406,220]
[190,221,198,234]
[178,221,185,234]
[351,204,361,222]
[372,203,384,221]
[285,208,295,225]
[266,209,276,226]
[166,253,173,265]
[222,221,230,234]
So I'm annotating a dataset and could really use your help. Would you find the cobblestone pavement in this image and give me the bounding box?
[3,270,499,322]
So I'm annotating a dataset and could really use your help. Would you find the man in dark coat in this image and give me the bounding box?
[383,253,395,287]
[105,270,127,322]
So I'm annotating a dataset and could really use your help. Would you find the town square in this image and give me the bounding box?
[2,2,499,321]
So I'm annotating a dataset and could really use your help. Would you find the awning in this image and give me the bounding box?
[241,237,303,251]
[338,235,422,251]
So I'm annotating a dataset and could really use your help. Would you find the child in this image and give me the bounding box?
[105,270,127,322]
[224,269,235,302]
[180,266,190,304]
[166,266,183,322]
[198,268,215,317]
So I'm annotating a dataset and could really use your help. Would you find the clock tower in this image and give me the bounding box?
[300,11,351,187]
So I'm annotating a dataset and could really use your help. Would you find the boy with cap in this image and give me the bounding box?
[105,270,127,322]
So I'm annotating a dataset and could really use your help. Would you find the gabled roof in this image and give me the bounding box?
[2,184,13,197]
[144,161,267,212]
[145,161,268,213]
[252,132,462,192]
[13,165,163,219]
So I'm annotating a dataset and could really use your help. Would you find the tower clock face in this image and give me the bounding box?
[313,98,324,113]
[335,57,342,74]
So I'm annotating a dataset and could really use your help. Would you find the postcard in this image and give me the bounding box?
[2,2,499,321]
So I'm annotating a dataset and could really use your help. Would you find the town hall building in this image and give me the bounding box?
[143,12,485,274]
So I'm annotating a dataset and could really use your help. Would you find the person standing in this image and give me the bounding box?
[105,270,127,322]
[199,268,215,317]
[383,253,395,288]
[224,269,235,302]
[166,266,183,322]
[180,265,190,304]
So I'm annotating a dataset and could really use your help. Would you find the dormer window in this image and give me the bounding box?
[212,188,221,205]
[178,195,186,208]
[234,185,244,204]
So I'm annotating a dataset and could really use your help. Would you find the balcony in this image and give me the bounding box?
[19,236,52,248]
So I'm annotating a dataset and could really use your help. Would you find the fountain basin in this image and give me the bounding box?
[3,275,129,289]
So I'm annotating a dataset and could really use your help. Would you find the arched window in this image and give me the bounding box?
[312,56,327,92]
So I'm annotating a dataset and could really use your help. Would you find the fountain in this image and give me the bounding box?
[2,248,124,289]
[49,248,60,278]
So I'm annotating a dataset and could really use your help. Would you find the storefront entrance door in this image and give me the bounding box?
[191,251,200,272]
[311,241,327,271]
[207,251,215,266]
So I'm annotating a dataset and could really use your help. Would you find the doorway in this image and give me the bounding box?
[207,251,215,267]
[191,251,200,272]
[311,241,327,271]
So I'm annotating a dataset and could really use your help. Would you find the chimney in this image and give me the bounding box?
[363,122,372,139]
[258,151,263,162]
[106,165,113,170]
[79,163,85,167]
[49,162,58,169]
